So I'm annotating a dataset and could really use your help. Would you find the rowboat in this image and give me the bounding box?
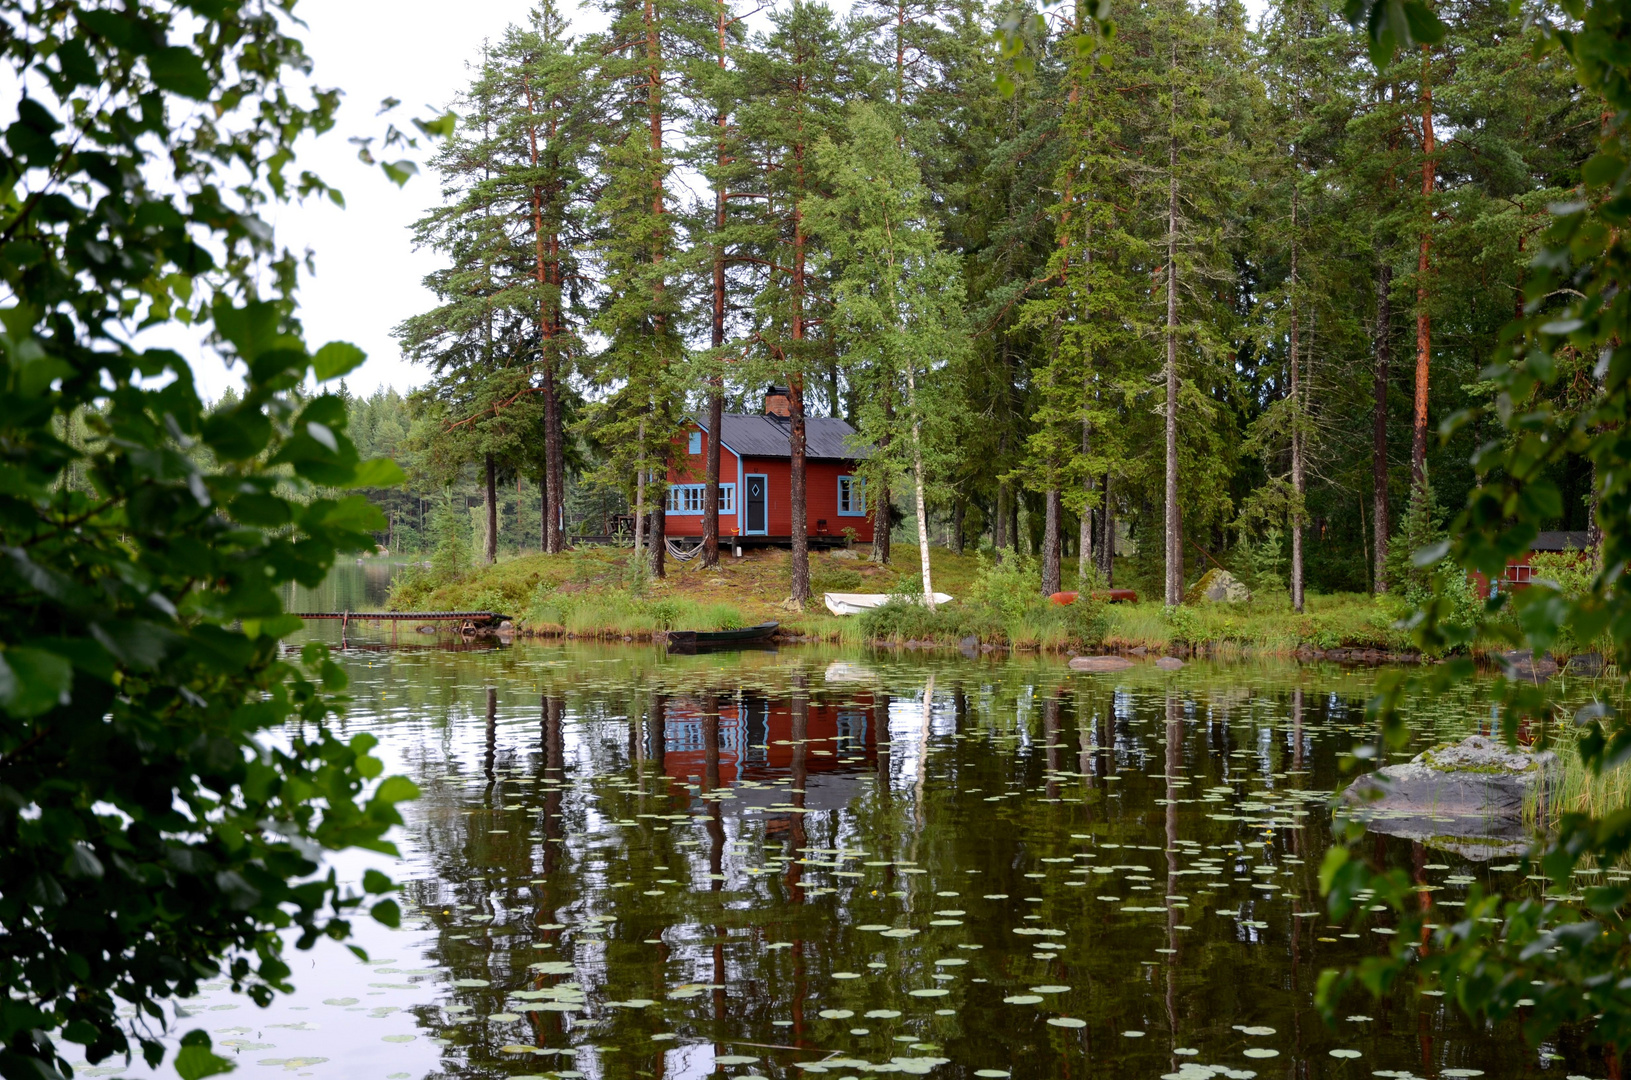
[823,592,954,616]
[666,621,780,654]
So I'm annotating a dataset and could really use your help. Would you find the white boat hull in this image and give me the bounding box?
[823,592,954,616]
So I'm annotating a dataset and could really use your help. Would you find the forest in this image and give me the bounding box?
[371,0,1595,611]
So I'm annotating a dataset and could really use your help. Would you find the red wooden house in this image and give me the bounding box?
[665,386,874,547]
[1470,530,1592,599]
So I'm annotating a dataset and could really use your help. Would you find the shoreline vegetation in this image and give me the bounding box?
[385,544,1439,657]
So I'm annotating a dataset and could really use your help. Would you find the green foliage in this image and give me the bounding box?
[1313,0,1631,1055]
[0,3,440,1076]
[1236,527,1289,602]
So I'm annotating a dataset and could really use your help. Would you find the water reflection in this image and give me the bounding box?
[76,643,1618,1080]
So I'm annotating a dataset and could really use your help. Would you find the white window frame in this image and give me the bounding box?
[837,475,866,516]
[665,483,733,514]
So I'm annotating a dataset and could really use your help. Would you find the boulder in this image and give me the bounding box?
[1155,656,1185,671]
[1183,568,1251,604]
[1500,650,1559,682]
[1343,734,1557,827]
[1069,655,1134,673]
[830,548,862,561]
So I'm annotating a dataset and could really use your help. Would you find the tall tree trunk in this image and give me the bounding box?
[787,129,810,604]
[1412,44,1435,493]
[789,379,810,605]
[952,499,965,555]
[1373,263,1392,593]
[646,0,668,580]
[650,476,665,577]
[540,471,549,553]
[1097,470,1114,584]
[905,364,935,609]
[1079,421,1094,584]
[1164,67,1183,608]
[1289,183,1305,614]
[1042,487,1062,596]
[521,76,566,556]
[703,0,730,570]
[484,452,498,565]
[634,419,646,562]
[873,390,893,565]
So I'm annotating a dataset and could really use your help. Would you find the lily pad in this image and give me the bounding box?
[1003,995,1043,1005]
[1047,1018,1087,1028]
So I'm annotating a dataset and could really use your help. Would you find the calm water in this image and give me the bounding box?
[72,621,1620,1080]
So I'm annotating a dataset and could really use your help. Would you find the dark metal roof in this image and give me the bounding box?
[1533,530,1591,552]
[695,412,870,461]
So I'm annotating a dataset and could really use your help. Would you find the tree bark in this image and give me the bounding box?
[905,363,935,609]
[1412,44,1435,493]
[1079,420,1094,585]
[1097,470,1114,584]
[1289,182,1305,614]
[703,0,730,570]
[521,75,566,556]
[952,499,965,555]
[789,379,810,605]
[484,452,498,565]
[873,389,894,565]
[1373,262,1392,593]
[1042,487,1062,596]
[650,477,665,577]
[1164,68,1183,608]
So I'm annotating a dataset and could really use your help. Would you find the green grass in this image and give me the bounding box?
[387,543,1425,652]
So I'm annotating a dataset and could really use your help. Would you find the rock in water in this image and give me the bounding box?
[1069,655,1134,673]
[1154,656,1184,671]
[1343,734,1557,824]
[1183,568,1251,604]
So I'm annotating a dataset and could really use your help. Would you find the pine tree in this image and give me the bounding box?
[737,1,858,604]
[586,0,714,577]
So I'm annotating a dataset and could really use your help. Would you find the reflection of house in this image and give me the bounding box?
[664,386,874,548]
[1471,530,1592,599]
[658,694,877,798]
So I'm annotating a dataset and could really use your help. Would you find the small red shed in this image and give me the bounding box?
[665,386,874,547]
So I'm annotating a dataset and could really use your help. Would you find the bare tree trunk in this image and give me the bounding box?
[1289,184,1305,615]
[634,419,646,562]
[484,452,498,565]
[789,379,810,605]
[521,76,566,556]
[1164,71,1183,608]
[650,477,665,578]
[1042,487,1062,596]
[703,0,730,570]
[905,364,935,610]
[1097,470,1114,584]
[1412,44,1435,493]
[952,499,965,555]
[1373,263,1392,593]
[1079,419,1094,584]
[873,391,893,565]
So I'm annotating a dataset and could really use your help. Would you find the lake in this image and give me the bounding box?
[71,612,1616,1080]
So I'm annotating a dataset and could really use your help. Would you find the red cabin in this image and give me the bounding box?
[665,386,874,547]
[1470,530,1591,599]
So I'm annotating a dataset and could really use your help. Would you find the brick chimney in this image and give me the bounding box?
[763,384,792,417]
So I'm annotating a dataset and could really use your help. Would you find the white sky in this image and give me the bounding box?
[187,0,1266,403]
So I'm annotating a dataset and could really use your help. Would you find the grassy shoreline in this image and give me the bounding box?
[386,545,1424,656]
